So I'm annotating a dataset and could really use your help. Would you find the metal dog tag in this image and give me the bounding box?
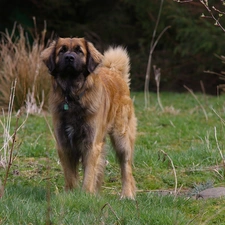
[64,103,69,110]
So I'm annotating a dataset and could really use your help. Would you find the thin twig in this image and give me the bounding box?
[201,206,225,225]
[214,127,225,173]
[159,150,177,195]
[0,180,3,198]
[174,0,193,3]
[203,70,224,77]
[46,156,52,225]
[184,85,208,121]
[45,114,52,225]
[212,6,225,15]
[200,80,208,106]
[210,107,225,126]
[200,80,206,96]
[3,116,19,188]
[153,65,164,111]
[43,113,56,142]
[100,203,121,224]
[135,200,140,220]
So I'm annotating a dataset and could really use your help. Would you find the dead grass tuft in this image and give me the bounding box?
[0,20,51,111]
[162,106,180,115]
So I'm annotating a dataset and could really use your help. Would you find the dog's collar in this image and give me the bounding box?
[63,91,85,111]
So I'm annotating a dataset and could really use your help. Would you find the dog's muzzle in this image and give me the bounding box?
[64,53,75,65]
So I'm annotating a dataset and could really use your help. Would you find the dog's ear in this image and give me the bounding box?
[86,41,103,73]
[41,40,57,75]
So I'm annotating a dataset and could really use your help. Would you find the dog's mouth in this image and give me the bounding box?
[65,65,75,72]
[59,64,79,77]
[57,68,87,83]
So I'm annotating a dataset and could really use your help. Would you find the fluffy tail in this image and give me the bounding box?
[101,46,130,86]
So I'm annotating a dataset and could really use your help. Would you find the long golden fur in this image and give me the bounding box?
[41,37,137,199]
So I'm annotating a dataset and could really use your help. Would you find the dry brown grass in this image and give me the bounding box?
[0,21,51,111]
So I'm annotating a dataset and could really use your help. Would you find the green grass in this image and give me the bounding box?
[1,92,225,224]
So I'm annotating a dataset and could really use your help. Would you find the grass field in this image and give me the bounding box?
[1,92,225,224]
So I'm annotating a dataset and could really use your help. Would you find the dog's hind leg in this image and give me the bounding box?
[110,106,137,199]
[110,134,136,199]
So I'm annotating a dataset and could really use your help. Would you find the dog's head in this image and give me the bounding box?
[41,37,103,78]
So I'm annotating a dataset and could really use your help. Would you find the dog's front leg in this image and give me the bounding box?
[57,148,80,191]
[82,142,105,194]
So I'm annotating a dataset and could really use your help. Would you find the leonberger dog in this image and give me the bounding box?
[41,37,137,199]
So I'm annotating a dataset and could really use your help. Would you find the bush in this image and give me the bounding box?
[0,22,51,112]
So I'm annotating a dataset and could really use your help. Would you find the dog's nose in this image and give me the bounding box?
[65,54,75,63]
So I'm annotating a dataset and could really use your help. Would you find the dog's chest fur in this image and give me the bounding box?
[56,99,93,150]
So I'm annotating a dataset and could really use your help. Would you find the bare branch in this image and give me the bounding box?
[200,0,225,32]
[175,0,225,32]
[212,6,225,15]
[144,0,164,108]
[174,0,193,3]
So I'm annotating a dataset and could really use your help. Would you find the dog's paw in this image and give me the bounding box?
[120,189,136,200]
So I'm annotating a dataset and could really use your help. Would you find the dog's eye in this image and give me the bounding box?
[59,45,68,54]
[74,46,83,55]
